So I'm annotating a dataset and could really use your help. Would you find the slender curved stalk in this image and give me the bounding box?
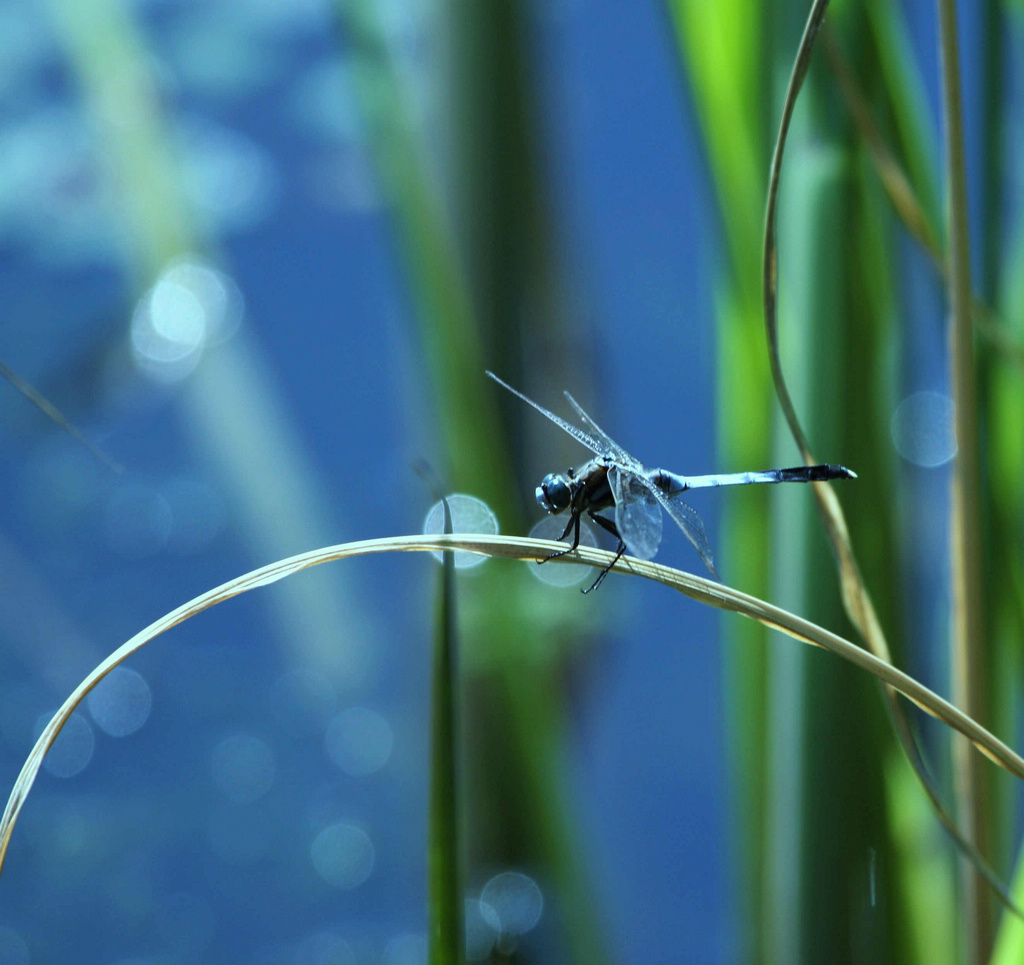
[4,532,1024,879]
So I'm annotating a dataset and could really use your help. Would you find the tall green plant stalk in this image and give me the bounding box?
[936,0,989,960]
[429,505,462,965]
[980,3,1024,944]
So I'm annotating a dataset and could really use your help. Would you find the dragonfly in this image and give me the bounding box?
[487,371,857,592]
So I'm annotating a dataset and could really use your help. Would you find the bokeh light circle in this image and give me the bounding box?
[480,871,544,936]
[270,668,337,737]
[210,734,276,804]
[527,515,598,587]
[324,706,394,776]
[87,666,152,737]
[309,822,375,889]
[422,495,498,569]
[465,898,501,961]
[891,391,957,467]
[103,485,173,559]
[130,256,244,382]
[295,930,356,965]
[381,933,427,965]
[36,710,95,779]
[0,926,29,965]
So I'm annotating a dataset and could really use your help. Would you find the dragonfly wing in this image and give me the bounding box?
[563,391,628,459]
[486,372,606,455]
[609,467,663,560]
[652,488,716,575]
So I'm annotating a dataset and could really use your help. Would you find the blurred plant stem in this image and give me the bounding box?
[46,0,194,274]
[830,14,1024,946]
[334,1,609,961]
[664,0,978,961]
[663,4,772,960]
[936,0,989,959]
[428,503,462,965]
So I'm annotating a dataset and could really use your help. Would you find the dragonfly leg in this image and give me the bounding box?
[583,540,626,594]
[580,512,625,593]
[588,512,621,541]
[539,511,581,564]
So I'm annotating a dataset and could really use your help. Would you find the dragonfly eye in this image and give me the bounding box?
[537,473,571,514]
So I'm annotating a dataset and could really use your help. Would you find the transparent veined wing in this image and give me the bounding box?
[647,484,716,575]
[608,466,663,560]
[486,372,606,456]
[562,391,629,461]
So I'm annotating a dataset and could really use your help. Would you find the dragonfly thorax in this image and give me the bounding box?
[536,472,572,514]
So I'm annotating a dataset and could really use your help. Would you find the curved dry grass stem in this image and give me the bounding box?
[759,0,1024,916]
[2,533,1023,877]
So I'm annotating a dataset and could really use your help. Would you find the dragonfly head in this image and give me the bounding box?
[537,473,572,514]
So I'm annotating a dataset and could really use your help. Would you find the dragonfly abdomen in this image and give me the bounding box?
[654,464,857,493]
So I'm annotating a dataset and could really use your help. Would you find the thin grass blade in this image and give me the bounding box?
[4,533,1024,878]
